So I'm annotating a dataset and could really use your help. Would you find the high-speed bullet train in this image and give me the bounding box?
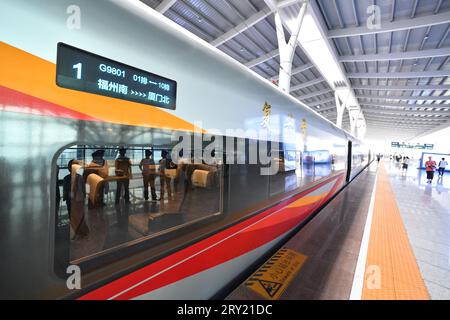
[0,0,370,299]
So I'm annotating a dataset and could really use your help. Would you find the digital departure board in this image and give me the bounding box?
[56,43,177,109]
[391,142,434,150]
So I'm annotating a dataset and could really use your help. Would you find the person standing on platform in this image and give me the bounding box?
[425,156,437,184]
[438,158,448,177]
[402,156,410,171]
[115,148,133,204]
[139,149,159,202]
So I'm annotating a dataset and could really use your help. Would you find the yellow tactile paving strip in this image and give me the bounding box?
[362,163,429,300]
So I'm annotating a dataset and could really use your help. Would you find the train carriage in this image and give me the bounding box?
[0,0,370,299]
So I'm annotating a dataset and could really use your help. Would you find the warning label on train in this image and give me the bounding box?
[244,248,307,300]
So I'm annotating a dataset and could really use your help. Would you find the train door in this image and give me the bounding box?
[346,140,352,182]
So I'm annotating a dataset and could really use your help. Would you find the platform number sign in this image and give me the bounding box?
[73,62,82,79]
[56,43,177,109]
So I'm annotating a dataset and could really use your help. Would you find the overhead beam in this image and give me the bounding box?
[359,114,448,121]
[367,123,431,133]
[296,99,335,111]
[296,89,332,100]
[271,63,313,81]
[364,121,436,128]
[356,122,426,129]
[290,77,325,92]
[365,128,423,132]
[339,47,450,62]
[318,105,347,112]
[210,8,272,47]
[363,117,446,125]
[347,70,450,79]
[299,96,335,105]
[322,108,450,116]
[364,124,436,130]
[364,127,423,132]
[328,11,450,38]
[358,101,450,108]
[360,118,438,125]
[278,0,306,9]
[156,0,177,14]
[340,116,438,122]
[365,128,426,131]
[245,49,279,68]
[325,112,450,121]
[352,84,450,91]
[357,95,450,101]
[363,110,450,117]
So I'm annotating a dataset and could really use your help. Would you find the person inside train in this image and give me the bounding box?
[159,149,175,201]
[85,149,109,206]
[115,148,133,204]
[63,160,89,237]
[139,149,159,202]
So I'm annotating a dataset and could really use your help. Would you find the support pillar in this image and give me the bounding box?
[271,0,308,92]
[335,91,346,129]
[349,109,361,137]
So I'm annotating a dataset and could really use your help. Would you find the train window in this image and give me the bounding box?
[55,145,223,263]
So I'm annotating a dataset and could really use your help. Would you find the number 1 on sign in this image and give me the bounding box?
[73,63,82,79]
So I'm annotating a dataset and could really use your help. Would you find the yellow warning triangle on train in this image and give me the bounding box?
[258,280,283,298]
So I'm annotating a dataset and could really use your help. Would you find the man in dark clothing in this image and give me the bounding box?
[159,149,175,200]
[139,149,159,201]
[115,148,133,204]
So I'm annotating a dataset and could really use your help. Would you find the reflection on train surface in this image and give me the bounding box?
[56,146,223,262]
[55,143,364,264]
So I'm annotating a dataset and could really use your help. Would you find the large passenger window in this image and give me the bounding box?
[55,145,223,262]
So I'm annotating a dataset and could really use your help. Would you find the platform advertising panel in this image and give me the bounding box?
[420,152,450,171]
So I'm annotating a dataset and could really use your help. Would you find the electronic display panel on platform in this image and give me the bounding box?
[391,142,434,150]
[56,43,177,109]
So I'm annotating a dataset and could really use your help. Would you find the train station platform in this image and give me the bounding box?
[227,161,450,300]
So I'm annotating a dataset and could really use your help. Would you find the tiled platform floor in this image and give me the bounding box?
[385,160,450,300]
[229,160,450,300]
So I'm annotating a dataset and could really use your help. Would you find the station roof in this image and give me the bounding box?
[141,0,450,140]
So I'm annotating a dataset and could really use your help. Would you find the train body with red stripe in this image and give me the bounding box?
[0,0,370,299]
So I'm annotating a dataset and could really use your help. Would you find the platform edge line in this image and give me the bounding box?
[349,167,379,300]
